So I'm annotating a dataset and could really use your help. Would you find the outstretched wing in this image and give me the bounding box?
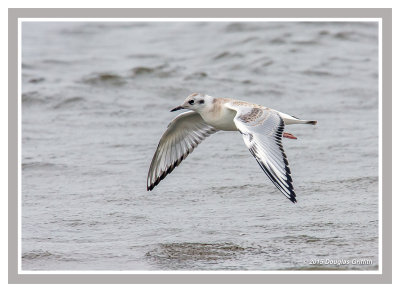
[226,104,296,203]
[147,111,218,191]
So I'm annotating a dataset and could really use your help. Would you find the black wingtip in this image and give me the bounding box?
[287,187,297,203]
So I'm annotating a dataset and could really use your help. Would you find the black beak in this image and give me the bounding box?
[170,106,184,112]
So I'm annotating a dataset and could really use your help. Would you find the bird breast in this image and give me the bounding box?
[200,106,238,131]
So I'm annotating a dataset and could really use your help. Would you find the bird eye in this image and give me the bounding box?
[199,100,204,104]
[188,99,194,105]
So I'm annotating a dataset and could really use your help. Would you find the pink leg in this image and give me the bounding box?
[283,132,297,139]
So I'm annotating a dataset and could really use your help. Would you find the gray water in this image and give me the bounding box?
[21,21,379,271]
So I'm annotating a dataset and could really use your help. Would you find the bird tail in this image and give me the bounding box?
[277,112,317,125]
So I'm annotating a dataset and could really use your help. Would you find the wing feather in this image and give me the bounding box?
[227,104,297,203]
[147,111,218,191]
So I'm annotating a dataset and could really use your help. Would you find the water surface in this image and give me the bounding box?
[21,21,379,271]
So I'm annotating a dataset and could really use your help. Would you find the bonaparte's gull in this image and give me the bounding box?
[147,93,317,203]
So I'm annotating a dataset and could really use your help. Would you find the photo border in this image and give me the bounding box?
[9,8,392,284]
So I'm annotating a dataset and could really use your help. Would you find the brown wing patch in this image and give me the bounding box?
[239,108,263,123]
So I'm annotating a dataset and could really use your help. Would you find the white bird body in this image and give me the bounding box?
[198,98,238,131]
[147,93,317,203]
[195,95,313,131]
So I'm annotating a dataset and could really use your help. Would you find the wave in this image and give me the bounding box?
[53,97,86,109]
[213,51,244,60]
[22,249,80,263]
[184,71,208,81]
[301,69,337,77]
[21,91,49,106]
[28,77,45,84]
[22,162,67,171]
[22,250,57,260]
[146,242,245,262]
[130,64,179,79]
[81,72,126,86]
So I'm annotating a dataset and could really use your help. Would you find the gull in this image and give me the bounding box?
[147,93,317,203]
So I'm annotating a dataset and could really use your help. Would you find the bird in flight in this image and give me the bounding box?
[147,93,317,203]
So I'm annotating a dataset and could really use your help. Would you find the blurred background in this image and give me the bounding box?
[21,21,379,270]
